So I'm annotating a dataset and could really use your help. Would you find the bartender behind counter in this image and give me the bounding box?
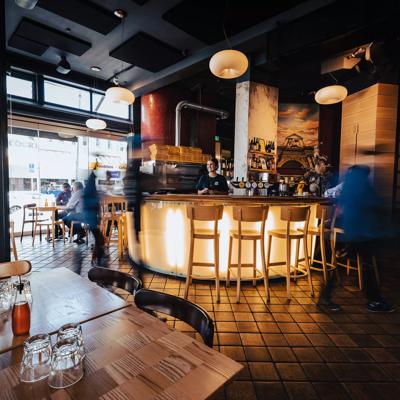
[197,158,229,195]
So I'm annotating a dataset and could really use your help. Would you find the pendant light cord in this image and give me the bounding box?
[222,0,232,49]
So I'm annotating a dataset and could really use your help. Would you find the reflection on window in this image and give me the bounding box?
[7,76,33,99]
[44,80,90,111]
[92,93,130,119]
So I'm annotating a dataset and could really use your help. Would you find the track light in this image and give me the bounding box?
[15,0,38,9]
[56,56,71,75]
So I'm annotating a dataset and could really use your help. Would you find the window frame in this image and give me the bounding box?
[6,70,36,102]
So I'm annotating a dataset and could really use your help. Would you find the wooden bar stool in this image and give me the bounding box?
[185,205,224,303]
[264,206,314,301]
[297,204,336,284]
[227,206,269,303]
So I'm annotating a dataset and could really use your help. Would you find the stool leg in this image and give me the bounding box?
[70,223,74,243]
[20,222,25,242]
[303,236,314,297]
[372,256,380,286]
[357,253,363,290]
[184,236,195,299]
[346,258,351,276]
[286,237,292,300]
[214,235,220,303]
[320,232,327,284]
[227,236,233,287]
[236,235,242,303]
[265,235,272,302]
[261,234,268,301]
[294,238,300,279]
[252,239,257,287]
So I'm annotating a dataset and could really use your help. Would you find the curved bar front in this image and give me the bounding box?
[126,195,330,279]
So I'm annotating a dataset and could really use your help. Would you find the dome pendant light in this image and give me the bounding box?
[105,83,135,105]
[315,85,348,105]
[209,49,248,79]
[86,118,107,131]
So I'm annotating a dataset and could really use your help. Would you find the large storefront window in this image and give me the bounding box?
[8,126,127,233]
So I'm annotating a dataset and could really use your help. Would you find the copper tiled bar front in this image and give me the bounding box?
[127,194,329,279]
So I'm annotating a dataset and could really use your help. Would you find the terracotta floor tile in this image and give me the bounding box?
[306,334,335,347]
[284,334,312,347]
[262,333,288,346]
[316,347,348,363]
[301,363,336,381]
[234,313,256,322]
[257,322,280,333]
[220,346,246,362]
[240,333,265,346]
[342,348,374,363]
[268,347,297,362]
[284,382,319,400]
[276,363,307,381]
[327,334,358,347]
[278,323,302,333]
[298,323,323,334]
[225,381,257,400]
[292,347,323,362]
[313,382,351,400]
[364,347,399,362]
[244,347,271,362]
[218,333,242,346]
[248,362,279,381]
[217,322,238,332]
[253,382,288,400]
[236,321,259,333]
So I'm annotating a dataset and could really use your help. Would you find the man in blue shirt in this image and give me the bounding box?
[196,158,228,195]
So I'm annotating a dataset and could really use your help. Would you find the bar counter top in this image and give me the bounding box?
[143,193,330,204]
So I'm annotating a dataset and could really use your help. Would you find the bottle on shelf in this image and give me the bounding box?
[12,281,31,336]
[239,177,245,189]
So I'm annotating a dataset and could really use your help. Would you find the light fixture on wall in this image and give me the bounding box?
[105,10,135,105]
[56,56,71,75]
[315,85,348,105]
[209,50,248,79]
[15,0,38,9]
[86,118,106,131]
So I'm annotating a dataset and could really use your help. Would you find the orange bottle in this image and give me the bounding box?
[12,283,31,336]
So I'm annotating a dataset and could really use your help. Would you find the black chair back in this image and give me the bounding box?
[88,267,141,294]
[134,288,214,347]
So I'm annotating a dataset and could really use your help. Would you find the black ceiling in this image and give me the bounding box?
[5,0,400,97]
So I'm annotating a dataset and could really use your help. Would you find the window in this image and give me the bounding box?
[6,76,34,100]
[44,80,91,111]
[92,92,130,119]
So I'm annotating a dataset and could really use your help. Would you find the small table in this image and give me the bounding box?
[0,268,128,354]
[0,305,242,399]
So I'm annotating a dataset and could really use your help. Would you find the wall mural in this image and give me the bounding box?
[277,103,319,173]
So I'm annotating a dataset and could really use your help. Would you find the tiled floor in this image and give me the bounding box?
[12,235,400,400]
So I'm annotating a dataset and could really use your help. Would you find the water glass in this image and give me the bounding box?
[20,334,52,382]
[0,281,13,314]
[48,338,84,389]
[57,323,85,359]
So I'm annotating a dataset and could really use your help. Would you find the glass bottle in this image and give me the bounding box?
[12,282,31,336]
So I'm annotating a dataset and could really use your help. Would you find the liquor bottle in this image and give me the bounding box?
[44,198,48,207]
[12,282,30,336]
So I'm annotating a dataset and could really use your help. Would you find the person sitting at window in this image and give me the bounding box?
[62,181,85,244]
[196,158,229,195]
[56,183,72,206]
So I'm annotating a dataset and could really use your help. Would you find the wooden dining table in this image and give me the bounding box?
[0,274,242,400]
[0,267,128,354]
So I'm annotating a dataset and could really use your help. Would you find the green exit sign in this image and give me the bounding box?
[214,135,220,142]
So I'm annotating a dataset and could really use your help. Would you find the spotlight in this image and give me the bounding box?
[91,66,101,72]
[114,9,127,19]
[56,56,71,75]
[15,0,38,9]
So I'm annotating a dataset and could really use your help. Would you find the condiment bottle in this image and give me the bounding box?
[12,282,31,336]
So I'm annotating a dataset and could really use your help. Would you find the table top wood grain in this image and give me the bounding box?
[0,305,242,400]
[0,268,128,354]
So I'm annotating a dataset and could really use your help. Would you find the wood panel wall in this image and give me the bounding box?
[340,83,398,204]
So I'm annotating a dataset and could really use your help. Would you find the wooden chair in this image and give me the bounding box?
[297,204,336,284]
[264,206,314,301]
[32,207,66,248]
[100,196,127,249]
[134,288,214,348]
[10,221,18,261]
[88,267,141,295]
[0,260,31,279]
[227,206,269,303]
[69,221,89,245]
[20,203,46,241]
[185,205,224,303]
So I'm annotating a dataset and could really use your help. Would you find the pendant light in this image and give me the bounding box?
[315,85,348,105]
[86,118,106,131]
[209,8,248,79]
[105,10,135,105]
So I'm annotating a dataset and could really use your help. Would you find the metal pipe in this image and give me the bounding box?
[175,101,229,146]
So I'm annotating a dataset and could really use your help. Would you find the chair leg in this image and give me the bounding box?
[52,223,55,248]
[265,235,272,302]
[252,239,257,287]
[357,253,363,290]
[39,226,42,242]
[11,229,18,261]
[346,258,351,276]
[62,223,66,244]
[20,222,25,242]
[320,233,327,284]
[236,236,242,303]
[214,235,220,304]
[32,223,37,246]
[294,238,300,279]
[227,236,233,287]
[286,238,292,300]
[184,236,195,299]
[303,236,314,297]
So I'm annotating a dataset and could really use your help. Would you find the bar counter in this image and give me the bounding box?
[126,194,330,279]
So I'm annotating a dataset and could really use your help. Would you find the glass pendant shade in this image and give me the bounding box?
[86,118,106,130]
[209,50,248,79]
[105,86,135,105]
[315,85,348,105]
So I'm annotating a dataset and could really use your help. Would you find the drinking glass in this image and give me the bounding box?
[48,338,84,389]
[57,323,85,359]
[20,334,52,382]
[0,281,13,314]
